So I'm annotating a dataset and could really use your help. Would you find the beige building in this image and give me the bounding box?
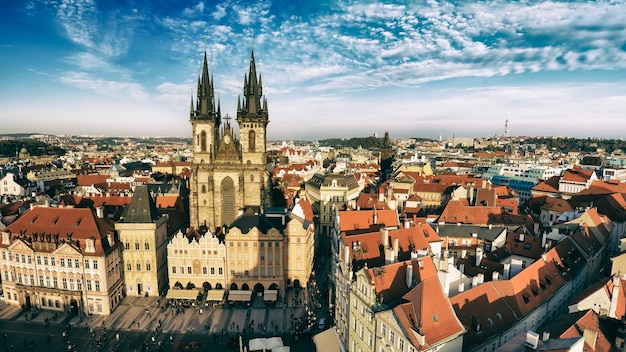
[115,185,169,297]
[306,173,362,235]
[0,205,124,315]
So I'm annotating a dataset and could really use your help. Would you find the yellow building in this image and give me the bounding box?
[115,185,169,297]
[0,205,124,315]
[306,173,362,235]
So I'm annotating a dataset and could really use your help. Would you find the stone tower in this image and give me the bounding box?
[189,51,270,230]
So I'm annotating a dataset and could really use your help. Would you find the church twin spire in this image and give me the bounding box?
[191,51,220,125]
[238,50,268,119]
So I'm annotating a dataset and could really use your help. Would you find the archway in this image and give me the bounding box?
[70,299,79,314]
[269,283,279,290]
[254,283,265,293]
[241,283,250,291]
[24,295,32,310]
[216,283,223,289]
[186,282,196,290]
[174,281,183,289]
[293,279,301,289]
[203,282,211,292]
[230,283,238,290]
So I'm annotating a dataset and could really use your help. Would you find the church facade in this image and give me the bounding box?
[189,51,271,230]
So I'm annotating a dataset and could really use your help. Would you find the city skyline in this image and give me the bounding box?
[1,0,625,140]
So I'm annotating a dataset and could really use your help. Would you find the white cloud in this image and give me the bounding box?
[58,71,150,101]
[183,2,205,17]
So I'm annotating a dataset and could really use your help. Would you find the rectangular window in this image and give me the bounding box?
[202,267,208,275]
[39,276,44,286]
[67,259,72,268]
[87,280,92,291]
[70,278,75,290]
[53,277,58,288]
[93,260,98,269]
[187,266,192,274]
[95,280,100,291]
[260,253,265,261]
[77,279,82,290]
[75,259,80,268]
[172,266,177,274]
[36,256,41,265]
[1,252,4,261]
[210,267,215,275]
[51,257,55,266]
[46,277,50,287]
[218,267,223,275]
[62,278,67,289]
[17,273,22,284]
[60,258,65,267]
[84,259,89,269]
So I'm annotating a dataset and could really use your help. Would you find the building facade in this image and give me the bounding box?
[189,51,271,230]
[0,205,124,315]
[115,185,169,297]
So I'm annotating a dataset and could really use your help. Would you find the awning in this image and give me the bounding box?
[227,290,253,302]
[264,290,278,301]
[206,289,226,301]
[313,328,345,352]
[166,289,200,300]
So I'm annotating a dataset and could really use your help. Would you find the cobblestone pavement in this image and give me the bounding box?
[0,290,317,352]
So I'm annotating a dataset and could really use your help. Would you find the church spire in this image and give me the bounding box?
[244,50,262,114]
[198,51,216,118]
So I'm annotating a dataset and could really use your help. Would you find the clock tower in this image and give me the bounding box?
[189,51,271,231]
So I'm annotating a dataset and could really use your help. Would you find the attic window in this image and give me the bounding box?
[496,313,502,320]
[540,282,546,291]
[524,243,531,250]
[522,294,530,304]
[30,215,38,224]
[432,314,438,323]
[545,276,552,285]
[531,288,539,297]
[418,261,424,269]
[487,318,493,325]
[51,216,60,226]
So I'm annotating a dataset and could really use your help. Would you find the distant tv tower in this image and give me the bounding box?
[505,108,510,138]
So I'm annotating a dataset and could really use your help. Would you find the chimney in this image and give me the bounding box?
[458,281,465,292]
[406,264,413,288]
[107,232,114,246]
[461,249,467,258]
[381,228,389,248]
[96,206,104,218]
[608,275,620,318]
[492,271,499,281]
[443,272,450,297]
[541,232,547,249]
[477,273,484,284]
[503,262,511,279]
[459,263,465,274]
[404,220,410,229]
[519,233,525,242]
[525,331,539,350]
[475,246,483,267]
[385,247,395,264]
[583,328,597,350]
[472,276,478,287]
[393,237,399,261]
[373,210,378,224]
[542,331,550,342]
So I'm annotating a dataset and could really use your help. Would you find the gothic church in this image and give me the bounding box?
[189,51,271,230]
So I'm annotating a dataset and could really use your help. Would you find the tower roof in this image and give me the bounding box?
[119,185,160,223]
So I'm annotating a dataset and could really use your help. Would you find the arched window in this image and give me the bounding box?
[248,130,256,152]
[136,261,141,271]
[144,241,150,250]
[124,242,130,250]
[146,261,151,271]
[126,261,131,271]
[201,185,206,193]
[250,175,254,182]
[201,131,207,151]
[134,241,139,250]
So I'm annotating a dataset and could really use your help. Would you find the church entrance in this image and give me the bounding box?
[137,283,143,296]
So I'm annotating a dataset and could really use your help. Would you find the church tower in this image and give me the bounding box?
[189,51,270,230]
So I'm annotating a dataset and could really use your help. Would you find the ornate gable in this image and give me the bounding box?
[53,242,82,256]
[8,239,33,252]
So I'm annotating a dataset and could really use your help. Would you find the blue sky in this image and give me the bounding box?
[1,0,625,140]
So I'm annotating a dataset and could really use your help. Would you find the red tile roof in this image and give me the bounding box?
[339,209,399,232]
[1,206,116,256]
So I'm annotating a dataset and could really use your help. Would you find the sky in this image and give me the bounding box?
[1,0,625,141]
